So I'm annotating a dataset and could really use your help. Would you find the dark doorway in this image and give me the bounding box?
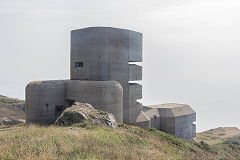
[66,99,75,107]
[55,105,66,117]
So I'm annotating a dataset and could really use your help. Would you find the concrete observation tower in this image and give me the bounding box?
[26,27,196,140]
[71,27,142,124]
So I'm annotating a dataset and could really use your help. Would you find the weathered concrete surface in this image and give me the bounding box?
[26,80,123,124]
[135,111,150,129]
[128,83,142,123]
[66,80,123,123]
[142,106,161,130]
[129,83,142,100]
[25,80,67,124]
[129,64,142,81]
[71,27,142,124]
[145,103,196,140]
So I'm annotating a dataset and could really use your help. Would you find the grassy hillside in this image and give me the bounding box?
[0,124,239,160]
[0,95,24,105]
[0,95,25,125]
[195,127,240,145]
[0,95,239,159]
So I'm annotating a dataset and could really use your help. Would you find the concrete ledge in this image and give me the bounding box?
[129,83,142,100]
[147,103,196,118]
[129,64,142,81]
[129,31,142,62]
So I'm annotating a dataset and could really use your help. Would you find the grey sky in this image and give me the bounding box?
[0,0,239,132]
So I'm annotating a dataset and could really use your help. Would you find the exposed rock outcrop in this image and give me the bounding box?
[0,117,25,125]
[54,102,118,129]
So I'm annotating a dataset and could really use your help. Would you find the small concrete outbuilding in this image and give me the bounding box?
[26,27,196,140]
[138,104,196,140]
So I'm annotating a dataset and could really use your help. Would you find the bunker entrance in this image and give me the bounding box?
[55,105,66,117]
[66,99,75,107]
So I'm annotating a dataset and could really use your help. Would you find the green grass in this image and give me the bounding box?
[0,124,222,160]
[213,136,240,159]
[0,95,239,159]
[222,136,240,150]
[97,110,108,115]
[0,124,239,160]
[0,96,24,105]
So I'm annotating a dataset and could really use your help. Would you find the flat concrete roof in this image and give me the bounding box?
[147,103,187,108]
[145,103,196,117]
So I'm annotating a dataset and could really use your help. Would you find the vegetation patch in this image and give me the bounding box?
[0,124,227,160]
[193,141,212,151]
[0,96,24,105]
[222,136,240,150]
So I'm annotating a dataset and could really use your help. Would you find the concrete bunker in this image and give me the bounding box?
[25,80,67,124]
[26,79,123,124]
[141,104,196,140]
[25,27,196,139]
[66,80,123,123]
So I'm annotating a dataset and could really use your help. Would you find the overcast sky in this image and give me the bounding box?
[0,0,240,132]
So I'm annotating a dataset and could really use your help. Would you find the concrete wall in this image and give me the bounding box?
[129,64,142,81]
[25,80,67,124]
[142,106,161,130]
[70,27,142,124]
[144,104,196,140]
[135,111,150,129]
[175,114,196,139]
[159,117,175,135]
[66,80,123,123]
[26,80,123,124]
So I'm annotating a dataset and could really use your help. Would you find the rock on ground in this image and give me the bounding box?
[0,117,25,126]
[54,102,118,129]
